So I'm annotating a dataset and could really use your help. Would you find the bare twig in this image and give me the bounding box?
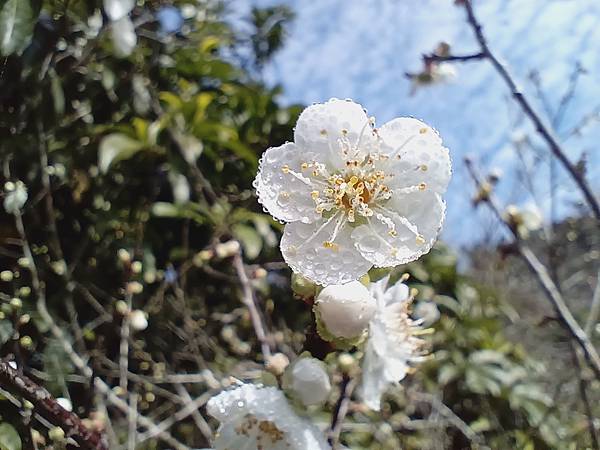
[464,158,600,379]
[232,251,273,360]
[424,52,484,63]
[329,374,357,449]
[585,271,600,336]
[0,360,107,450]
[456,0,600,220]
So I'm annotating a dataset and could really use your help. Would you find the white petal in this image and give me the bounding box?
[378,118,451,193]
[280,218,372,286]
[294,98,377,170]
[352,190,445,267]
[254,143,321,224]
[111,16,137,58]
[104,0,135,21]
[206,384,329,450]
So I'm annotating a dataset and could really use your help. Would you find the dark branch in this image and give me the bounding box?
[0,360,108,450]
[460,0,600,221]
[423,52,484,63]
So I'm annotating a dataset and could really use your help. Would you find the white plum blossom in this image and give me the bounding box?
[359,277,426,411]
[314,281,376,340]
[254,98,451,285]
[285,357,331,406]
[206,383,329,450]
[3,181,28,215]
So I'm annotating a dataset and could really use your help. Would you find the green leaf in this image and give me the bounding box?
[0,0,41,56]
[232,224,262,259]
[0,423,22,450]
[98,133,144,173]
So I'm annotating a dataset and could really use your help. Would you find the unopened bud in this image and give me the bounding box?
[48,427,65,442]
[265,352,290,377]
[315,281,375,340]
[129,310,148,331]
[126,281,143,295]
[285,357,331,406]
[214,241,240,259]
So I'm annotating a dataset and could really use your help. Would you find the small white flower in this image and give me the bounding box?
[206,384,329,450]
[359,277,426,411]
[285,357,331,406]
[254,99,451,285]
[3,181,28,215]
[103,0,135,21]
[314,281,376,340]
[111,16,137,58]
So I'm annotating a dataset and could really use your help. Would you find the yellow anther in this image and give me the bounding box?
[301,162,309,170]
[416,235,426,245]
[419,127,428,134]
[279,191,289,199]
[320,129,328,135]
[388,230,397,237]
[341,129,348,135]
[323,241,339,251]
[418,182,427,191]
[348,176,359,186]
[311,191,319,199]
[281,165,290,174]
[312,170,319,177]
[316,206,324,213]
[420,164,428,172]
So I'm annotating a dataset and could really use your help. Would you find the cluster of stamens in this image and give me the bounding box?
[278,122,431,252]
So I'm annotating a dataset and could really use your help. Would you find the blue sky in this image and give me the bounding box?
[233,0,600,247]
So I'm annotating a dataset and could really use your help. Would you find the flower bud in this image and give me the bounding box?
[48,426,65,442]
[214,240,240,259]
[286,357,331,406]
[56,397,73,412]
[129,310,148,331]
[265,352,290,377]
[315,281,375,340]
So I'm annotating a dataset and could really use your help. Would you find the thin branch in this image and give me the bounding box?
[424,52,484,63]
[0,360,107,450]
[328,374,357,449]
[232,250,273,360]
[459,0,600,220]
[464,157,600,379]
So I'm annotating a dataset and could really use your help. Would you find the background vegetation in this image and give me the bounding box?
[0,1,597,449]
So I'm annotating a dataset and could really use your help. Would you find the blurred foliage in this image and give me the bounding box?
[0,1,593,449]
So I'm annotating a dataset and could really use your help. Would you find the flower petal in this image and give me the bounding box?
[254,143,321,224]
[207,384,329,450]
[280,217,372,285]
[294,98,377,170]
[351,190,445,267]
[378,118,451,193]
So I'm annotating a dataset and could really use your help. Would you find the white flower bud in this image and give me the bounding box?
[56,397,73,412]
[315,281,376,339]
[215,240,240,259]
[3,180,27,215]
[129,310,148,331]
[287,357,331,406]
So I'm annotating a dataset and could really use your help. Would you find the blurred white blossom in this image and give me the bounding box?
[314,281,375,340]
[254,98,451,285]
[359,277,426,411]
[103,0,135,21]
[285,357,331,406]
[3,181,28,215]
[413,300,440,327]
[129,310,148,331]
[206,384,329,450]
[111,16,137,58]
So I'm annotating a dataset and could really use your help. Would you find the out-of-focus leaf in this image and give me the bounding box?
[98,133,144,173]
[0,423,21,450]
[168,172,190,204]
[0,320,13,345]
[49,70,65,116]
[232,224,262,259]
[437,364,459,386]
[0,0,41,56]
